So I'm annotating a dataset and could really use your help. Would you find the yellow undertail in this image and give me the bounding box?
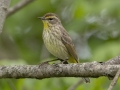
[68,56,78,63]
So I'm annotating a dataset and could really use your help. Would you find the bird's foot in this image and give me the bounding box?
[60,59,68,64]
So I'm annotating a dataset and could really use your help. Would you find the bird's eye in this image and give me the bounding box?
[48,18,53,20]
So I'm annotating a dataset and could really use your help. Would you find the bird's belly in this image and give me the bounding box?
[43,32,69,60]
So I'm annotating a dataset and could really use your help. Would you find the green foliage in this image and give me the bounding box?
[0,0,120,90]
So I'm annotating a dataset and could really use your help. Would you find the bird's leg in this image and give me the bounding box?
[46,58,60,63]
[43,58,68,64]
[39,58,61,65]
[39,58,68,66]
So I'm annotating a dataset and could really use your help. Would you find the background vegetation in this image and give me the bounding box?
[0,0,120,90]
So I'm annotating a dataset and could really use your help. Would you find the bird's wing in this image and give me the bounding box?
[60,27,79,63]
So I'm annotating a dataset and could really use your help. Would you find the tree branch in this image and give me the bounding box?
[0,0,11,34]
[0,61,119,79]
[108,67,120,90]
[0,55,119,82]
[7,0,34,17]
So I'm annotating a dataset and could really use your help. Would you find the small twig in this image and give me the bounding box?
[0,0,10,34]
[5,79,17,90]
[67,79,84,90]
[104,56,120,65]
[108,66,120,90]
[7,0,34,17]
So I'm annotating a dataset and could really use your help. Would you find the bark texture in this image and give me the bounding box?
[0,61,119,79]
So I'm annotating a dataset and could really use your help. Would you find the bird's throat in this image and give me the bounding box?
[43,21,49,29]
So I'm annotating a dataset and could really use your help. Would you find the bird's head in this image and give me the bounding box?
[38,13,61,28]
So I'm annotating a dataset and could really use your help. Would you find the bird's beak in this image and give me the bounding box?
[38,17,45,20]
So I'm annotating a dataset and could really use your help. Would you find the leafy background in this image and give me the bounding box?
[0,0,120,90]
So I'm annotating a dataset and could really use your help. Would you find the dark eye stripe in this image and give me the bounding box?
[48,18,53,20]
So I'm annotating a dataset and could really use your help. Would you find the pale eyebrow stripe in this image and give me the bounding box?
[45,16,57,19]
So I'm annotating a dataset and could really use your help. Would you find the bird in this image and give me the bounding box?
[38,13,90,83]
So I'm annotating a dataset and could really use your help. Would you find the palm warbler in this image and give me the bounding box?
[38,13,90,83]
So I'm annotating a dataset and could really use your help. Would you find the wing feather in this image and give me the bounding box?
[60,27,79,63]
